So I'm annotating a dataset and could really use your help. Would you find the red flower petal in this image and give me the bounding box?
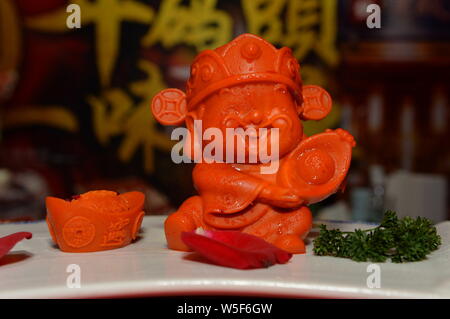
[181,230,292,269]
[0,232,32,260]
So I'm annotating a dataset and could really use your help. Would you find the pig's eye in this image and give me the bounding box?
[224,118,239,128]
[272,117,288,129]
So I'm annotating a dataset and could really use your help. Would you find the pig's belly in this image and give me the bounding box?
[203,202,312,244]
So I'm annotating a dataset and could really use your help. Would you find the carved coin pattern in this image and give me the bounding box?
[62,216,96,248]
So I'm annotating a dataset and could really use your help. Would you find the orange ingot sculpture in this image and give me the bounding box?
[151,34,356,254]
[46,190,145,252]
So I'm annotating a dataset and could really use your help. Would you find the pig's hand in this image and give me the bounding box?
[327,128,356,147]
[258,185,303,208]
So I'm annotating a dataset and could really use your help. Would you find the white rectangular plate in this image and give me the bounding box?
[0,216,449,298]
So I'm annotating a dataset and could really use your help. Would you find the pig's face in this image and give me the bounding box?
[187,83,303,163]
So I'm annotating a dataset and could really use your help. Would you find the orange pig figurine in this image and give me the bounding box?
[151,34,355,254]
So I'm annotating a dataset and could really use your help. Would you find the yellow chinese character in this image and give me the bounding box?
[242,0,339,66]
[241,0,285,43]
[88,89,133,145]
[125,60,175,172]
[26,0,154,87]
[285,0,339,66]
[88,60,174,173]
[141,0,232,51]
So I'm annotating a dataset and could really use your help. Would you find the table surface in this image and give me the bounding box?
[0,216,449,299]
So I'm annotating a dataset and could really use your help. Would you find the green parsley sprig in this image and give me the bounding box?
[313,210,441,263]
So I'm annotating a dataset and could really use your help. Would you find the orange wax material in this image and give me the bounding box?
[151,34,356,254]
[46,190,145,252]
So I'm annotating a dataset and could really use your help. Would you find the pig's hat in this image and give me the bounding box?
[186,33,303,110]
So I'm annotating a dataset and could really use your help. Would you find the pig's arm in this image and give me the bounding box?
[193,163,301,214]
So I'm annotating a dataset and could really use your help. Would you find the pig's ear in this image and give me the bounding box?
[300,85,332,121]
[151,88,187,126]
